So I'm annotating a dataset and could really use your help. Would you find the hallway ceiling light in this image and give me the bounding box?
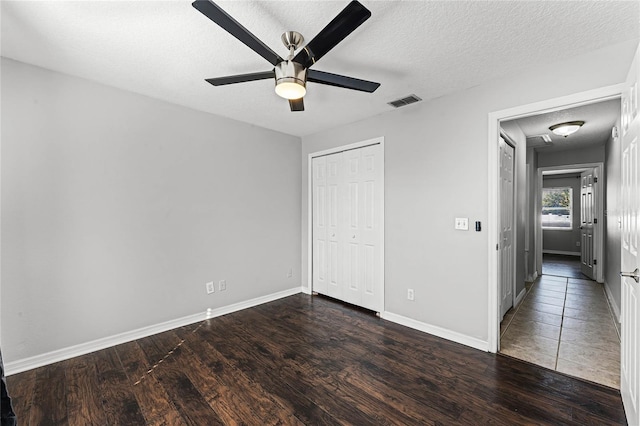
[549,121,585,137]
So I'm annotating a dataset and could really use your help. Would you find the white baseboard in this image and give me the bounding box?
[603,281,621,323]
[380,311,489,352]
[543,250,580,256]
[6,287,302,376]
[514,287,527,307]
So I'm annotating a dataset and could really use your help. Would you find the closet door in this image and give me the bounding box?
[312,144,383,312]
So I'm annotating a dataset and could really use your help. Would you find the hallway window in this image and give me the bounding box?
[542,187,572,229]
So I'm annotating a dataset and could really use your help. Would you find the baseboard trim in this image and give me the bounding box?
[380,311,489,352]
[542,250,580,256]
[514,287,527,307]
[603,281,621,323]
[6,287,302,376]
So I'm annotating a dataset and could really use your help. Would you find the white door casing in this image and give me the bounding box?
[620,44,640,426]
[580,169,596,280]
[499,137,515,320]
[310,139,384,313]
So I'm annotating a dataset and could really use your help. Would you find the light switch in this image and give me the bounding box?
[455,218,469,230]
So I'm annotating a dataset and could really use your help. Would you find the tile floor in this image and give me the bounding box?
[500,273,621,389]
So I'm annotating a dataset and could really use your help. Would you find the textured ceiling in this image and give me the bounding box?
[509,98,621,153]
[1,1,639,137]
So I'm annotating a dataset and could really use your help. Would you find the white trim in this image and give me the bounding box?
[604,281,621,322]
[542,249,581,256]
[514,287,527,308]
[381,311,489,352]
[307,137,385,311]
[487,83,625,353]
[5,287,302,376]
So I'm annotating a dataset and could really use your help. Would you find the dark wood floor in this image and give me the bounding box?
[542,253,585,279]
[7,294,627,425]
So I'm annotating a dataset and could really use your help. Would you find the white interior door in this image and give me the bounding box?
[312,156,328,295]
[312,143,384,312]
[621,45,640,426]
[580,169,596,280]
[499,137,515,319]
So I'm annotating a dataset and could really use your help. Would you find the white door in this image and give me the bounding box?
[621,45,640,426]
[580,169,596,280]
[499,137,515,319]
[312,144,384,312]
[312,156,328,295]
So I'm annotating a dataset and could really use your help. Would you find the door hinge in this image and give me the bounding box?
[594,259,597,265]
[594,177,598,183]
[496,244,499,251]
[594,218,598,224]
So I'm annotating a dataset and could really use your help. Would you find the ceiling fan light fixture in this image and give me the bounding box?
[275,60,307,100]
[549,120,585,137]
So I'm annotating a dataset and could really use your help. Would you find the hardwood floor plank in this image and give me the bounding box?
[138,332,224,425]
[5,367,36,425]
[30,362,68,425]
[66,352,107,425]
[115,340,184,425]
[95,347,147,425]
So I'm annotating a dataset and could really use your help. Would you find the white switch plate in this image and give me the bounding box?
[455,218,469,230]
[206,281,215,294]
[219,280,227,291]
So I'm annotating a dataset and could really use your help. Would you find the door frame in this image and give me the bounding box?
[535,163,604,283]
[306,137,385,311]
[487,83,625,352]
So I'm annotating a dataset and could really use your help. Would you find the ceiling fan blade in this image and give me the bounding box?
[293,1,371,68]
[307,69,379,92]
[192,1,284,66]
[289,98,304,112]
[205,70,275,86]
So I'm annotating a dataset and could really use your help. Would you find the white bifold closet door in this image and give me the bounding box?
[312,144,383,312]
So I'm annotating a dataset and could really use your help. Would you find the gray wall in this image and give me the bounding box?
[1,58,302,363]
[300,39,637,343]
[542,175,582,254]
[500,122,527,299]
[605,119,622,317]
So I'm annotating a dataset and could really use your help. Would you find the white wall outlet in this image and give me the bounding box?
[455,218,469,230]
[219,280,227,291]
[206,281,215,294]
[407,288,415,301]
[287,267,293,278]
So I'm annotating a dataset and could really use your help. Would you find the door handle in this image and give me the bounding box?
[620,268,640,283]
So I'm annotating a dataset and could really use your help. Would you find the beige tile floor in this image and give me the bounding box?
[500,275,621,388]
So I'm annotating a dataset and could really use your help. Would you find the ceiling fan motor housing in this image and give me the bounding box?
[275,60,307,90]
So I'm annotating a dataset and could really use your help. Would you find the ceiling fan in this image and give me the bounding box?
[192,0,380,112]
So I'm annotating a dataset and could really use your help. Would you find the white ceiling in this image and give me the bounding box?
[1,1,639,137]
[507,98,621,152]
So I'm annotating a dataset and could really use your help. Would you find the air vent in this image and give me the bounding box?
[387,94,422,108]
[526,134,553,148]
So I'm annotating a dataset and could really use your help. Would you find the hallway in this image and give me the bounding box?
[500,256,621,388]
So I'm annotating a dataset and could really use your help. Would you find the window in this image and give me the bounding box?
[542,187,572,230]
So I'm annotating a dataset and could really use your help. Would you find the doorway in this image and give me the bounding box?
[488,92,623,389]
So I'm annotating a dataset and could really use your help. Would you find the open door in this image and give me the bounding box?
[498,136,515,319]
[580,168,596,280]
[620,44,640,426]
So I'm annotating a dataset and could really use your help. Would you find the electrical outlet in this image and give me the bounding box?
[287,267,293,278]
[407,288,415,301]
[576,241,581,247]
[206,281,215,294]
[219,280,227,291]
